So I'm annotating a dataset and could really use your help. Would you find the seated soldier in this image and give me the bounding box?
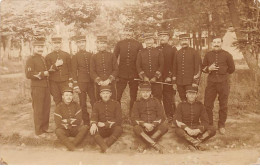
[175,86,216,151]
[131,82,168,153]
[90,85,123,153]
[54,87,88,151]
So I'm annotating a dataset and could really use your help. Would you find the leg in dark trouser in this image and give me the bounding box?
[71,125,89,146]
[110,82,117,100]
[116,78,128,104]
[175,128,201,147]
[93,128,109,153]
[105,126,123,147]
[204,81,218,126]
[197,126,216,142]
[177,85,187,102]
[31,87,46,135]
[163,85,175,120]
[151,83,163,101]
[151,123,168,142]
[86,82,96,107]
[42,87,51,132]
[55,128,76,151]
[217,80,230,128]
[78,82,89,125]
[128,79,139,111]
[50,81,62,105]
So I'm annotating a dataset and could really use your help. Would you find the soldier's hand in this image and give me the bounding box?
[68,82,73,88]
[73,87,81,93]
[185,127,194,136]
[193,129,201,136]
[107,121,115,128]
[90,124,98,135]
[208,63,219,71]
[102,79,110,86]
[55,59,63,67]
[192,83,198,88]
[165,77,171,83]
[143,76,149,82]
[144,123,154,132]
[150,77,157,83]
[98,81,103,86]
[97,122,105,127]
[43,71,49,76]
[172,84,177,90]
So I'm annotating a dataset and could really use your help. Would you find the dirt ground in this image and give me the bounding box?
[1,71,260,165]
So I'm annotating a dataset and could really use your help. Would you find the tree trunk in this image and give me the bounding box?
[226,0,260,79]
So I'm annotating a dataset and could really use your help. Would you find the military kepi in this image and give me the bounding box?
[179,33,190,39]
[100,85,112,92]
[186,86,198,93]
[76,35,86,42]
[63,86,73,93]
[52,36,62,43]
[33,37,45,46]
[139,82,152,91]
[97,35,108,43]
[158,30,169,36]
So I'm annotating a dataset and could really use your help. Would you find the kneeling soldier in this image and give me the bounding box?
[175,86,216,151]
[90,85,123,153]
[131,82,168,153]
[54,87,88,151]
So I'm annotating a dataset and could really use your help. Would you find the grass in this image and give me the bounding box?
[0,67,260,153]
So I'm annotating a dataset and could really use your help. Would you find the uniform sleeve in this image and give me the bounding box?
[45,54,58,72]
[90,103,99,125]
[109,54,119,81]
[66,53,73,82]
[172,51,177,84]
[202,53,210,73]
[226,52,235,74]
[71,54,79,87]
[114,42,120,59]
[131,101,144,126]
[90,55,101,83]
[54,105,63,129]
[175,103,189,130]
[25,57,45,80]
[192,50,202,85]
[154,50,164,79]
[152,99,166,126]
[199,104,209,132]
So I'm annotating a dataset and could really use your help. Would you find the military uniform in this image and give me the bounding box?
[172,34,201,101]
[90,92,123,152]
[136,47,164,100]
[114,38,143,112]
[175,98,216,148]
[157,41,177,120]
[72,45,96,125]
[131,83,168,153]
[202,49,235,128]
[25,38,51,135]
[54,100,88,151]
[45,37,72,105]
[90,50,118,100]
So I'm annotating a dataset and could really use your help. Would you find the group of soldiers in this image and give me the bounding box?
[25,27,235,153]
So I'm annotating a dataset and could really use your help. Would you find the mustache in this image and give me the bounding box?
[213,45,220,47]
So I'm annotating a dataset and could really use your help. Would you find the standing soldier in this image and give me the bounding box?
[45,36,72,105]
[131,82,168,153]
[72,35,96,126]
[202,36,235,135]
[90,85,123,153]
[90,35,118,100]
[25,37,51,136]
[114,27,143,115]
[136,32,164,100]
[157,30,177,123]
[175,86,216,151]
[54,87,88,151]
[172,34,201,101]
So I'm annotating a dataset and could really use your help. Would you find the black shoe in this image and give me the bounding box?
[153,144,164,154]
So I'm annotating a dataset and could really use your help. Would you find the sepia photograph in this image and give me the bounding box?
[0,0,260,165]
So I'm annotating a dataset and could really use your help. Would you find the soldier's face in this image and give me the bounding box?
[186,92,197,102]
[144,38,154,48]
[77,41,86,51]
[34,45,44,55]
[100,91,112,102]
[180,38,189,47]
[140,90,152,99]
[97,42,107,51]
[62,92,73,104]
[53,42,62,51]
[159,35,169,44]
[212,38,222,50]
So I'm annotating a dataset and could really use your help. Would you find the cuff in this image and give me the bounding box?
[95,77,101,83]
[202,66,209,73]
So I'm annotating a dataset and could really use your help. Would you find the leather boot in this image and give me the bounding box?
[105,135,117,147]
[140,132,164,153]
[94,135,108,153]
[182,131,201,147]
[73,126,88,146]
[56,129,76,151]
[151,130,162,142]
